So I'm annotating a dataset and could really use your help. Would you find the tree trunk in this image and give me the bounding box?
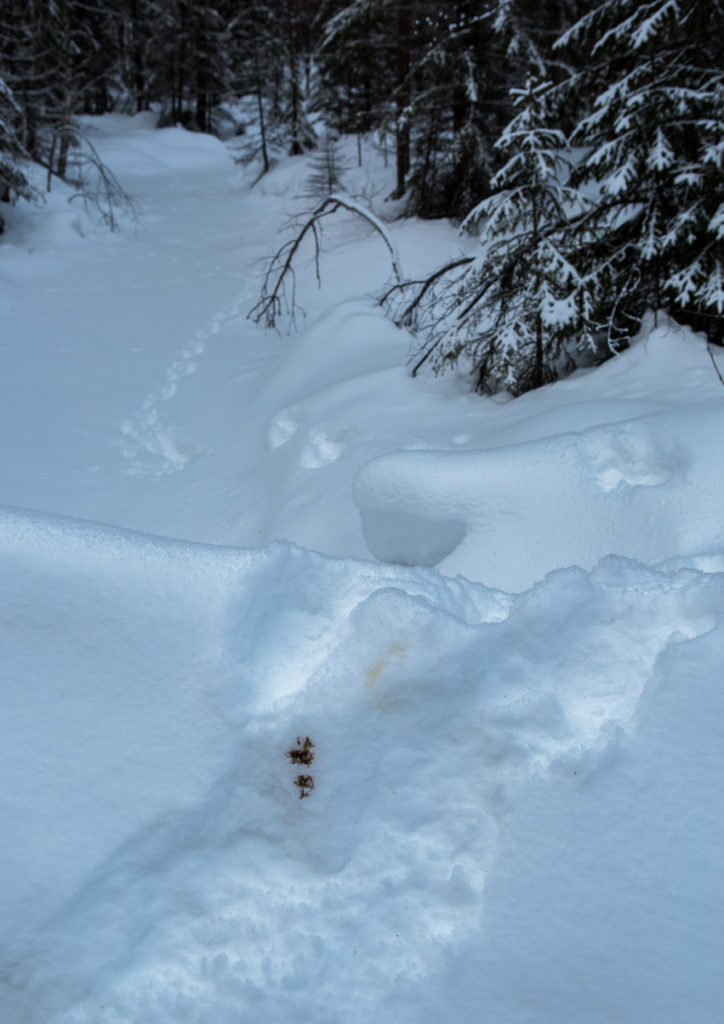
[254,56,269,172]
[130,0,146,112]
[392,1,411,199]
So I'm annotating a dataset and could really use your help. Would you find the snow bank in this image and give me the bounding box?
[354,327,724,590]
[2,504,722,1023]
[447,620,724,1024]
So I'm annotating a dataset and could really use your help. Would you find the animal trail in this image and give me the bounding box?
[118,287,253,476]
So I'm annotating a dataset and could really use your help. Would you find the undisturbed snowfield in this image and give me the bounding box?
[1,116,723,1023]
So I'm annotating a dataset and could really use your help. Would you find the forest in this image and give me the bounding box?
[1,0,723,394]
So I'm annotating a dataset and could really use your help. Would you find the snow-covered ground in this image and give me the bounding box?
[1,115,723,1023]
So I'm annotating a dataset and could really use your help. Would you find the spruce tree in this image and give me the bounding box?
[399,78,593,394]
[316,0,392,138]
[318,0,421,193]
[558,0,724,344]
[0,0,119,177]
[402,1,503,219]
[299,131,350,200]
[228,1,285,172]
[0,75,33,207]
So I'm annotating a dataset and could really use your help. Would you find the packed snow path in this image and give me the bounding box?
[0,115,282,539]
[1,116,724,1023]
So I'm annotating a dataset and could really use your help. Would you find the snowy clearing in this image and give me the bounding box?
[1,117,723,1023]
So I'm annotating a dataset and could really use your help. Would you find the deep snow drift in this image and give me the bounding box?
[1,115,723,1023]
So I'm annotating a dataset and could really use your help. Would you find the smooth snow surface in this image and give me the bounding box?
[1,116,723,1023]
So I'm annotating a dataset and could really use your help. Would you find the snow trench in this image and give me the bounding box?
[1,504,720,1023]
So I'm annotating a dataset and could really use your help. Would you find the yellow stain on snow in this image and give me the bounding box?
[365,643,408,687]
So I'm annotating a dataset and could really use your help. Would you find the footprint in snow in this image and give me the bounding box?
[586,424,685,492]
[117,289,250,474]
[298,425,344,469]
[120,416,205,477]
[267,407,300,451]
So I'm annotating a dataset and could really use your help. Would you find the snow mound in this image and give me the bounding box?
[354,401,724,591]
[2,505,722,1022]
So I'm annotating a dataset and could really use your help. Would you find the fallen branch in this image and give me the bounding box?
[49,123,136,231]
[248,194,403,331]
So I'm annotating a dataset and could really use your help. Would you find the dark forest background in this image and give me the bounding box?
[2,0,723,393]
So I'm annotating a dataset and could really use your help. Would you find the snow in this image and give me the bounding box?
[1,117,723,1023]
[355,326,724,591]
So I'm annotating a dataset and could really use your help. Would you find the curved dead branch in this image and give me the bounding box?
[248,195,403,331]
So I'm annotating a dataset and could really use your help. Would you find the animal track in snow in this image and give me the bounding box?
[298,425,344,469]
[586,424,685,493]
[267,407,300,451]
[120,415,205,476]
[118,288,252,476]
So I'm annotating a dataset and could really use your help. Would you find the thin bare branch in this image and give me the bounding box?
[249,195,404,331]
[381,256,475,327]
